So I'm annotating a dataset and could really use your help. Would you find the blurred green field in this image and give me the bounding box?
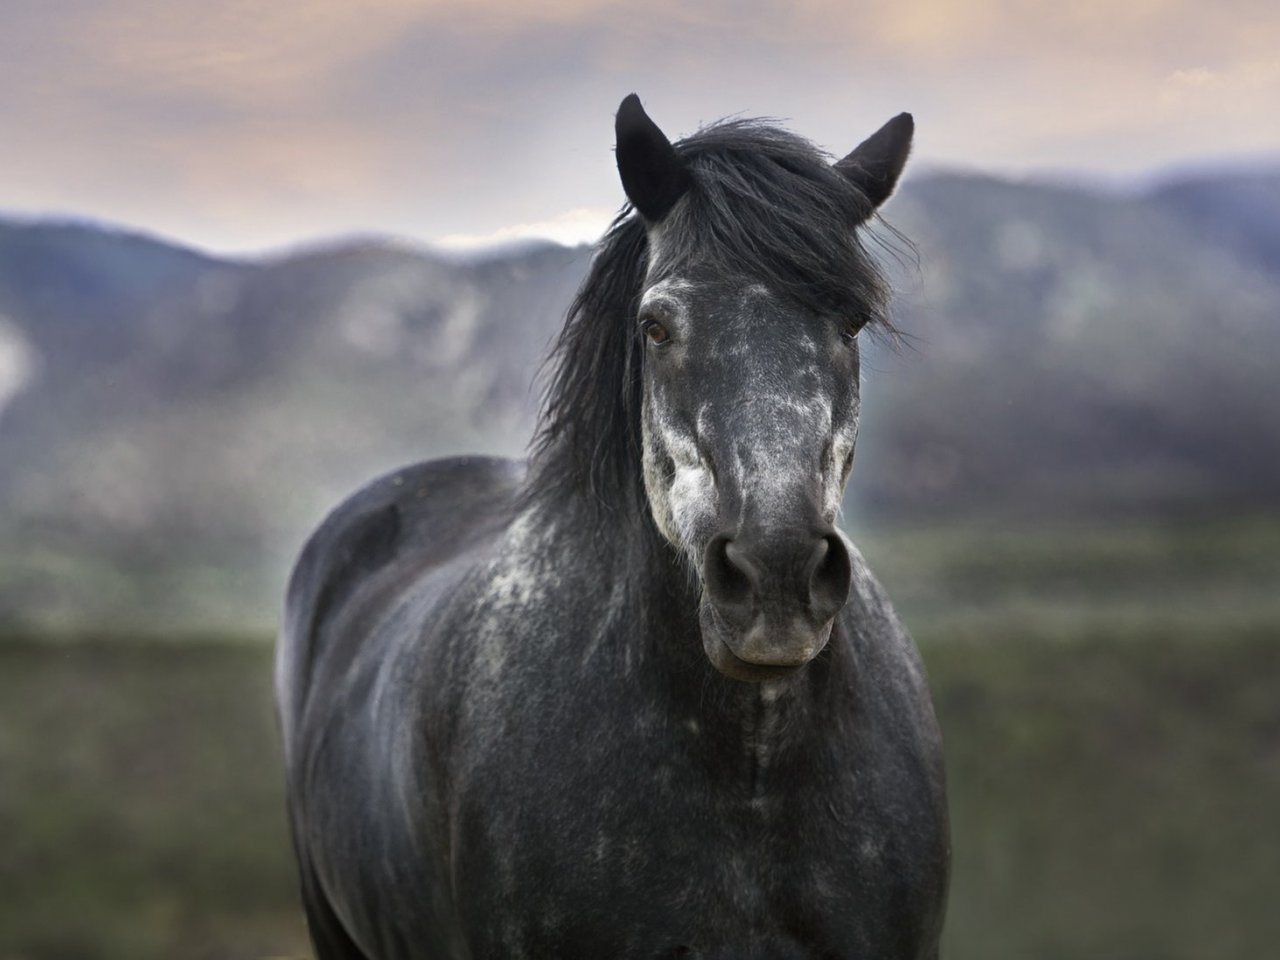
[0,642,309,960]
[858,513,1280,642]
[1,518,1277,959]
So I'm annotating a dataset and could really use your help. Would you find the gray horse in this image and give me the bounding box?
[277,94,949,959]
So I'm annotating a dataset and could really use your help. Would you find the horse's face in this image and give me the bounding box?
[615,95,913,682]
[638,273,860,681]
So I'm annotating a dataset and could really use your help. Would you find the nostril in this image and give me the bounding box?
[703,534,757,623]
[807,531,852,622]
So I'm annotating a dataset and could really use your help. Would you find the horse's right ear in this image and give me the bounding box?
[615,94,691,223]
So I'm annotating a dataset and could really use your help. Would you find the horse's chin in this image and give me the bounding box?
[698,604,833,683]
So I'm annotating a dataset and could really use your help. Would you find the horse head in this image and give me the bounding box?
[615,94,913,682]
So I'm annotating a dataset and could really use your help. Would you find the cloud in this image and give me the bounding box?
[435,206,614,250]
[1,0,1278,251]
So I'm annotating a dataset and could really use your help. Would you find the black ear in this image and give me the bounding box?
[615,94,692,223]
[834,113,914,209]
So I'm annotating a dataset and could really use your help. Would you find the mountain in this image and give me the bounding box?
[1148,169,1280,272]
[1,167,1278,633]
[0,228,590,633]
[856,171,1280,518]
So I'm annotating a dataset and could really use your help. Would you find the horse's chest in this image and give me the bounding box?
[448,699,939,959]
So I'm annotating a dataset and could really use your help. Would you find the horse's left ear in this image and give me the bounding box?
[835,113,914,210]
[615,94,692,223]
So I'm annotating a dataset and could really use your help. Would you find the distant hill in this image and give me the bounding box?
[1149,169,1280,272]
[859,171,1280,518]
[1,168,1278,633]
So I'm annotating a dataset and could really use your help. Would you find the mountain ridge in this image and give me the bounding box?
[1,168,1277,632]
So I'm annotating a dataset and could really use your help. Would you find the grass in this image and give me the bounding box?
[0,642,309,960]
[1,517,1277,958]
[856,513,1280,641]
[930,631,1280,960]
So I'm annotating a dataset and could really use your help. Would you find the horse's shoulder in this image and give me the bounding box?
[276,456,524,742]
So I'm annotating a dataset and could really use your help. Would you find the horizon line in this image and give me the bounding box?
[3,152,1277,262]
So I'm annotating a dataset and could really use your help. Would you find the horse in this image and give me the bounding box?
[276,93,950,959]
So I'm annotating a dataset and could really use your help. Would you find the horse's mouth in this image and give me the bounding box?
[705,634,804,682]
[699,603,833,683]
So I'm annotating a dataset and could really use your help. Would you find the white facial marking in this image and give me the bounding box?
[641,352,716,560]
[731,394,836,527]
[639,279,860,570]
[669,462,713,548]
[638,276,695,312]
[824,422,858,518]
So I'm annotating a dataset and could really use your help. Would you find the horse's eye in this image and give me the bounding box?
[643,319,671,345]
[841,317,863,342]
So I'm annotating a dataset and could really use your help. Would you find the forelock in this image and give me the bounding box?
[647,118,893,329]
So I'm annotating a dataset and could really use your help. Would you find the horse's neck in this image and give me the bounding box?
[542,495,842,748]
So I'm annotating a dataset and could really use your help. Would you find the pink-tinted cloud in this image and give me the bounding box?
[1,0,1277,251]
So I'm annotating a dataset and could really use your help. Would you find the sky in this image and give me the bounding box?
[2,0,1278,254]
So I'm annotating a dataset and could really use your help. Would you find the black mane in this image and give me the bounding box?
[525,118,896,517]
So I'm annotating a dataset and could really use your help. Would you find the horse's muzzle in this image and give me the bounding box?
[698,527,852,681]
